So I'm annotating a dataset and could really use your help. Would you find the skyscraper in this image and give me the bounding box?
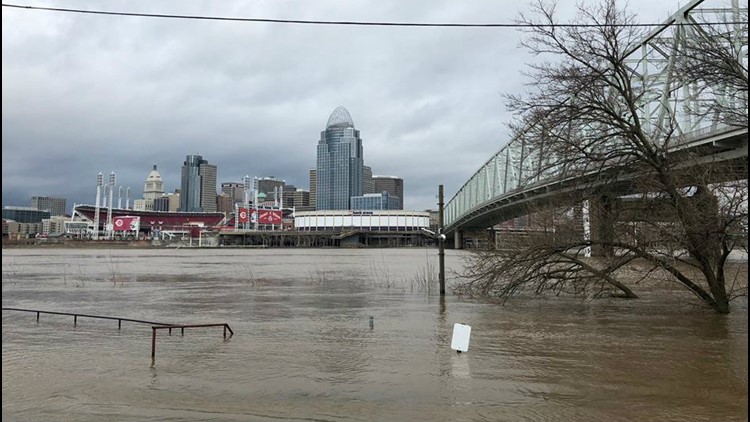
[199,161,218,212]
[180,154,217,212]
[316,106,364,210]
[309,169,316,209]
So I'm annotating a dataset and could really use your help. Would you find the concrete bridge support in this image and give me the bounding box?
[589,195,618,258]
[454,230,463,250]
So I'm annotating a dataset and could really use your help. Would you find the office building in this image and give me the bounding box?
[217,193,234,215]
[2,206,51,223]
[364,166,374,194]
[309,169,316,209]
[222,182,246,204]
[199,161,218,212]
[373,176,404,210]
[316,106,364,210]
[31,196,67,216]
[180,154,217,212]
[351,192,400,210]
[256,177,286,197]
[289,189,311,210]
[153,196,170,212]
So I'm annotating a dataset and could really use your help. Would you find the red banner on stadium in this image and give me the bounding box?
[237,207,249,223]
[113,216,140,232]
[258,210,282,225]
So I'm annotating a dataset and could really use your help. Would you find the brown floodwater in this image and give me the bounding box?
[2,248,747,421]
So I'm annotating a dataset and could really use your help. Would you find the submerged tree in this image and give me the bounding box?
[455,0,748,313]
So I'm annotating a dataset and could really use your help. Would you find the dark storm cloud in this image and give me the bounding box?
[2,0,679,212]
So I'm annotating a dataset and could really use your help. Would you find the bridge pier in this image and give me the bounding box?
[589,194,618,258]
[454,230,463,250]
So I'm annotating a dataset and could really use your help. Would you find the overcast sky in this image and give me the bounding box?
[2,0,681,213]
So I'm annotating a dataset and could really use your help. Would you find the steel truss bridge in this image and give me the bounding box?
[444,0,748,239]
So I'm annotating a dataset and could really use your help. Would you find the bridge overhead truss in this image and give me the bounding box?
[445,0,748,234]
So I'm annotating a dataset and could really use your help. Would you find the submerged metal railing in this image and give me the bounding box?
[2,307,234,360]
[151,324,233,358]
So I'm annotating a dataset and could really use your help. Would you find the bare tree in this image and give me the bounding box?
[456,0,748,313]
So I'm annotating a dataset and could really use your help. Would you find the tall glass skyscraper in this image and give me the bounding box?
[180,154,217,212]
[316,106,364,210]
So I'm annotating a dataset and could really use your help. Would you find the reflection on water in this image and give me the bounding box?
[2,248,748,422]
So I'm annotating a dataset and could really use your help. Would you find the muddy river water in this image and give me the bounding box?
[2,248,747,421]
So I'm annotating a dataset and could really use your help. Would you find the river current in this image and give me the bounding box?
[2,248,747,421]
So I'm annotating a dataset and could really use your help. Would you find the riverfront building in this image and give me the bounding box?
[294,210,429,232]
[316,106,364,210]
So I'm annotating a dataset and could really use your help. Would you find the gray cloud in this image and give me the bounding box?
[2,0,680,212]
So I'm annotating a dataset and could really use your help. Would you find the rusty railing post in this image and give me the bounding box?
[118,319,122,329]
[74,315,77,327]
[151,327,157,359]
[37,311,40,322]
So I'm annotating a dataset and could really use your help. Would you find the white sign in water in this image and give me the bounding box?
[451,323,471,352]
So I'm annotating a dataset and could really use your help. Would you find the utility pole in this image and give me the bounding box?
[439,185,446,296]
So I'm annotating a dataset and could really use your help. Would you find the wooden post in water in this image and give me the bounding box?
[439,185,446,296]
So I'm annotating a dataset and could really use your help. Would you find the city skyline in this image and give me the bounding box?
[2,1,680,212]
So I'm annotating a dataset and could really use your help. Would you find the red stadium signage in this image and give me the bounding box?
[258,210,282,225]
[237,207,249,223]
[113,216,140,232]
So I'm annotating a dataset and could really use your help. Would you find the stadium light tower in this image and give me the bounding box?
[93,172,104,240]
[106,172,116,239]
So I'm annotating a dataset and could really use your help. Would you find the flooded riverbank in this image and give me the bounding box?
[2,248,747,421]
